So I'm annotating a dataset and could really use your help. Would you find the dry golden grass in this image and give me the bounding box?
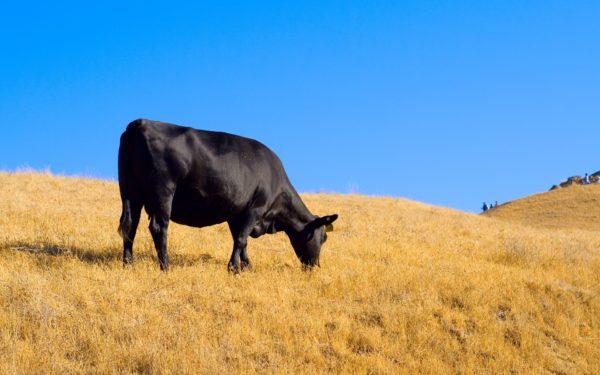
[0,171,599,374]
[486,184,600,232]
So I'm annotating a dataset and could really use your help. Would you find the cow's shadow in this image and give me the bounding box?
[6,241,220,268]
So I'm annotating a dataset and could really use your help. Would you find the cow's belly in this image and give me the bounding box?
[170,187,241,228]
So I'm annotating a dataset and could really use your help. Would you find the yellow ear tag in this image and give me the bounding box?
[325,224,334,232]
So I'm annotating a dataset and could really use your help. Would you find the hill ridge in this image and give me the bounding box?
[485,184,600,232]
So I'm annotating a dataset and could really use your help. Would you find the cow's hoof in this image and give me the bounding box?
[301,263,317,271]
[228,262,241,274]
[123,258,133,268]
[240,260,252,271]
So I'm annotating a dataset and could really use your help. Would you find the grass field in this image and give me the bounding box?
[485,184,600,232]
[0,171,599,373]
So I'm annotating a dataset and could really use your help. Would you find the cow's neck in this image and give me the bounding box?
[278,189,315,234]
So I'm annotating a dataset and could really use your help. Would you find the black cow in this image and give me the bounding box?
[118,119,338,272]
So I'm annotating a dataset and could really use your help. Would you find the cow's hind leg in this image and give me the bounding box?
[148,194,174,271]
[120,199,142,266]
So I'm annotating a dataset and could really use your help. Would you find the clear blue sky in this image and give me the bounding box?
[1,1,598,212]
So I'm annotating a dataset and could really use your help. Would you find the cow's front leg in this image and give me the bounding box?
[227,214,257,273]
[227,236,246,273]
[240,246,252,271]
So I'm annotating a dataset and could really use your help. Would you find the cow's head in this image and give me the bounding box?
[289,214,338,267]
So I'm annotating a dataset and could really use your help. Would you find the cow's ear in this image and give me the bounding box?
[318,214,338,232]
[306,214,339,233]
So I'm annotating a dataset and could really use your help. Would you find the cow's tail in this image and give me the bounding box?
[118,199,133,240]
[117,120,143,241]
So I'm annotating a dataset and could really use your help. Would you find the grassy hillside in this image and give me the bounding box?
[0,172,599,373]
[485,184,600,232]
